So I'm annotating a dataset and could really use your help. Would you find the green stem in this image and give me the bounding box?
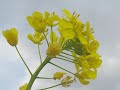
[37,77,53,79]
[62,52,79,59]
[38,79,75,90]
[66,49,74,52]
[27,57,51,90]
[15,46,32,76]
[55,57,76,64]
[62,52,73,57]
[58,54,74,61]
[43,32,49,47]
[51,26,53,43]
[60,38,64,45]
[39,83,61,90]
[38,44,42,64]
[49,62,75,75]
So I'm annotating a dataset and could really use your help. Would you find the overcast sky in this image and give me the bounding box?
[0,0,120,90]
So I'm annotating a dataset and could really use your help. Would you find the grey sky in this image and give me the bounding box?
[0,0,120,90]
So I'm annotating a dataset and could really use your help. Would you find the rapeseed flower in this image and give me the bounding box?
[2,28,18,46]
[27,11,47,33]
[19,83,27,90]
[53,72,66,80]
[46,31,62,57]
[27,31,45,44]
[44,12,60,26]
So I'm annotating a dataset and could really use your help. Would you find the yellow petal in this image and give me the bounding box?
[79,78,90,85]
[53,72,66,80]
[50,31,58,42]
[46,42,62,57]
[19,83,28,90]
[86,54,102,68]
[82,61,90,72]
[86,21,90,32]
[61,76,73,87]
[26,16,34,28]
[44,11,50,18]
[78,34,87,45]
[59,19,73,29]
[32,11,43,18]
[2,28,18,46]
[62,30,75,40]
[59,36,64,45]
[86,69,97,80]
[75,73,90,85]
[27,32,45,44]
[87,40,99,53]
[63,9,72,19]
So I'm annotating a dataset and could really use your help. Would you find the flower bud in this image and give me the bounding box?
[2,28,18,46]
[19,83,28,90]
[53,72,66,80]
[46,42,62,57]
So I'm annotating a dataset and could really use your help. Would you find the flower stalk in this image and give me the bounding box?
[39,83,61,90]
[37,77,54,80]
[38,44,42,64]
[15,46,32,76]
[27,57,51,90]
[43,32,49,47]
[49,62,75,75]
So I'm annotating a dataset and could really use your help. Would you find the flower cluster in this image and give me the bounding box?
[2,9,102,90]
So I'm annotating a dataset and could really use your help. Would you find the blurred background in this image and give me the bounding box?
[0,0,120,90]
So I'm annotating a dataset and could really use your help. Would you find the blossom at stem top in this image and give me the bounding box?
[44,11,60,27]
[2,28,18,46]
[59,9,95,45]
[27,11,47,33]
[46,31,63,57]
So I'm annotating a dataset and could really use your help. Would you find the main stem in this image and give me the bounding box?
[27,57,51,90]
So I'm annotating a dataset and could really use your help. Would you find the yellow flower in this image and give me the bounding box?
[53,72,66,80]
[63,9,80,23]
[50,31,58,43]
[19,83,27,90]
[86,69,97,80]
[86,40,99,53]
[27,11,47,33]
[75,73,90,85]
[78,33,88,45]
[61,76,74,87]
[63,9,72,19]
[81,60,90,72]
[2,28,18,46]
[47,31,63,57]
[85,54,102,68]
[27,31,45,44]
[83,21,94,40]
[44,12,60,26]
[46,42,62,57]
[75,69,97,85]
[58,19,75,40]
